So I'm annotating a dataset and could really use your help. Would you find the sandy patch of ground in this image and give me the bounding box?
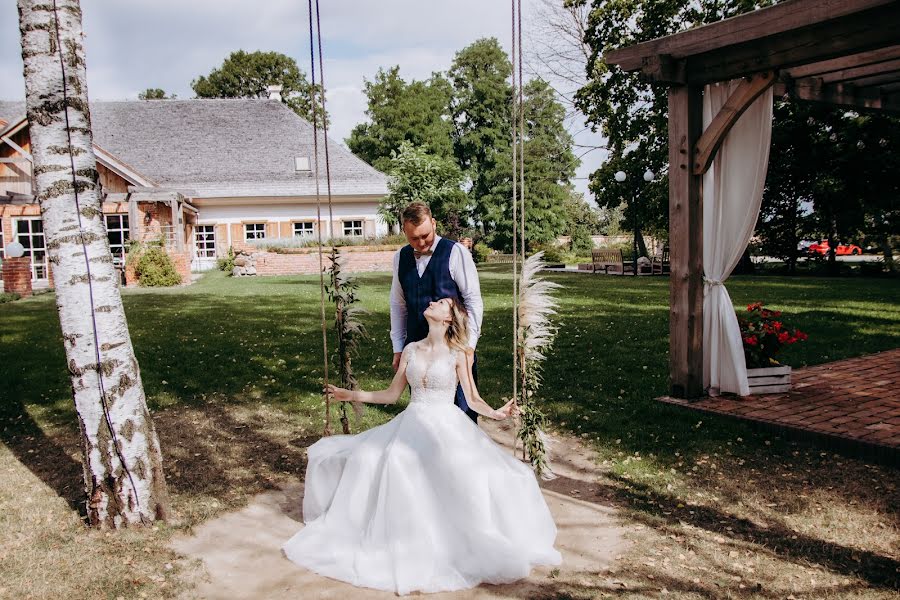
[171,420,628,599]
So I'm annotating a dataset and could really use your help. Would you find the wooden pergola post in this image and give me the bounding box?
[668,84,704,399]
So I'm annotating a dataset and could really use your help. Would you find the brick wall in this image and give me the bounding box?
[254,247,398,276]
[2,257,33,297]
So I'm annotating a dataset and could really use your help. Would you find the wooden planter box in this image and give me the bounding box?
[746,365,791,394]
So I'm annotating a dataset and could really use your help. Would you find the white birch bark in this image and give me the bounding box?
[17,0,168,527]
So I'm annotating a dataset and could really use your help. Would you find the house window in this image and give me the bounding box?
[195,225,216,258]
[14,217,48,280]
[104,214,130,265]
[342,220,363,237]
[293,221,315,238]
[244,223,266,241]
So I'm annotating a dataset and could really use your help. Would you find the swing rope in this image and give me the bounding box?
[306,0,334,436]
[516,0,527,445]
[510,0,527,456]
[511,0,520,452]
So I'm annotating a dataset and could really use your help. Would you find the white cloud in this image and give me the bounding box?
[0,0,605,200]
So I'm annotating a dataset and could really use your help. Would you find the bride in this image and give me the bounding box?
[283,297,562,595]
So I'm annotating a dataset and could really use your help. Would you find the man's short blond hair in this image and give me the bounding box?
[401,202,433,226]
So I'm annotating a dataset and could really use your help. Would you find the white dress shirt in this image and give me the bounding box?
[390,235,484,353]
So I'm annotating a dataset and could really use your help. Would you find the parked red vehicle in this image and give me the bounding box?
[807,241,863,256]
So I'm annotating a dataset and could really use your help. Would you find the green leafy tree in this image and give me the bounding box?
[138,88,175,100]
[192,50,326,126]
[575,0,775,248]
[347,67,454,172]
[448,38,513,233]
[562,193,602,253]
[841,113,900,270]
[382,141,467,236]
[493,79,579,250]
[757,100,819,272]
[449,40,577,250]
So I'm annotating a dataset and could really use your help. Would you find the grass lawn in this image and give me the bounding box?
[1,267,898,598]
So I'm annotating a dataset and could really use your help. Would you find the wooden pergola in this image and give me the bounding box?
[604,0,900,399]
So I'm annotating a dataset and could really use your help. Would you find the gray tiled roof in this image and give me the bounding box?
[0,99,388,198]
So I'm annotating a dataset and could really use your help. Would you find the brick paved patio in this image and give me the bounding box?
[659,349,899,465]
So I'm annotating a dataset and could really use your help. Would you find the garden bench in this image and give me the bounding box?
[591,248,633,275]
[651,247,670,275]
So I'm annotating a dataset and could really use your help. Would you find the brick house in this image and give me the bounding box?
[0,98,389,286]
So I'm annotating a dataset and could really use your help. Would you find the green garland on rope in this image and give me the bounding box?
[324,247,368,433]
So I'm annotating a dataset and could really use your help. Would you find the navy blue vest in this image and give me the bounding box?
[399,237,461,346]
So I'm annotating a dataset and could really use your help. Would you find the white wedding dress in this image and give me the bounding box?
[282,343,561,595]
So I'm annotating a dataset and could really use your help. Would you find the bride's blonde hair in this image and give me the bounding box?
[445,297,469,353]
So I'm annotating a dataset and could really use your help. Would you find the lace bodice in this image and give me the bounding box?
[405,343,459,405]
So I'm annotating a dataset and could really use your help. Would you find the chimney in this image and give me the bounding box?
[0,118,8,129]
[266,85,283,101]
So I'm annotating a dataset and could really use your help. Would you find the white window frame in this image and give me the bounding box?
[293,221,316,238]
[342,219,364,237]
[195,224,217,258]
[104,214,130,266]
[244,222,266,241]
[13,217,48,281]
[0,229,5,282]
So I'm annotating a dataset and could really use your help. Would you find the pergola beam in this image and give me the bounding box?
[786,45,900,78]
[776,78,900,113]
[811,57,900,84]
[684,2,900,84]
[693,72,776,175]
[606,0,898,74]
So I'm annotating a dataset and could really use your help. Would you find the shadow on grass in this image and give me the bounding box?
[541,468,899,591]
[0,399,85,517]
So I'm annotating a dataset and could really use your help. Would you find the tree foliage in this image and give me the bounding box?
[192,50,326,126]
[574,0,774,244]
[347,67,454,172]
[138,88,175,100]
[382,141,467,235]
[349,38,578,250]
[449,38,513,232]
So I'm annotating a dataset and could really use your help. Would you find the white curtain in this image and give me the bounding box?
[702,81,773,396]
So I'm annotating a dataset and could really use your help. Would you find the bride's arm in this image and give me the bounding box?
[456,353,513,420]
[326,349,409,405]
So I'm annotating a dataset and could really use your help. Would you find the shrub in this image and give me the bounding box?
[0,292,21,303]
[218,246,236,273]
[471,242,490,264]
[533,243,566,264]
[127,241,181,287]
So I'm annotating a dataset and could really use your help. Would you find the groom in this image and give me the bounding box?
[390,202,484,422]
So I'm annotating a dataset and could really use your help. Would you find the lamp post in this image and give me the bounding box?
[614,169,655,276]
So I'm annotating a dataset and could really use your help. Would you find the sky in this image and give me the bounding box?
[1,0,606,202]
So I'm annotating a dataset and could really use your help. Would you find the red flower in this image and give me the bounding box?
[777,331,790,343]
[744,335,758,346]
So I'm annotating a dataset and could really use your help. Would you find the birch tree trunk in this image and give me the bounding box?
[17,0,168,527]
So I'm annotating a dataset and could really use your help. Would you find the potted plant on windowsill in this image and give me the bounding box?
[739,302,808,394]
